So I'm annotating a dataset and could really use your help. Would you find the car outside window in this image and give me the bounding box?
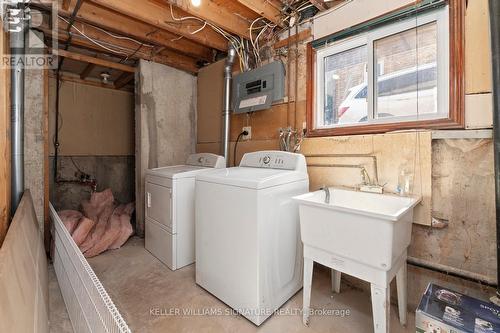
[314,6,449,130]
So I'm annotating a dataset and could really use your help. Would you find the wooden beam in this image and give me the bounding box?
[114,72,135,89]
[273,29,312,49]
[62,0,72,11]
[74,2,214,61]
[310,0,328,11]
[0,23,10,246]
[43,68,50,252]
[33,1,214,61]
[40,19,200,73]
[237,0,283,26]
[49,72,133,91]
[87,0,229,50]
[53,48,136,72]
[80,63,96,79]
[159,0,251,38]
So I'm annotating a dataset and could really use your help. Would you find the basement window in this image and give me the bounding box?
[311,5,456,135]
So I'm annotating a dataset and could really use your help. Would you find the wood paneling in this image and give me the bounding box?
[301,132,433,225]
[48,79,135,156]
[0,191,49,332]
[197,59,224,144]
[465,0,492,94]
[0,24,10,245]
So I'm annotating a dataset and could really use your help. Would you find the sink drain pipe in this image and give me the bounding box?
[10,3,25,214]
[221,43,237,167]
[489,0,500,297]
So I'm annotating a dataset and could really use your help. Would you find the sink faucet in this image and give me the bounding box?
[320,186,330,204]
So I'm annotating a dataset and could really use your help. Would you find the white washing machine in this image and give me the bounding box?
[145,153,225,270]
[195,151,309,325]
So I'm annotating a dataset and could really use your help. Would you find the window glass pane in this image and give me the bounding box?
[323,45,368,126]
[374,22,438,119]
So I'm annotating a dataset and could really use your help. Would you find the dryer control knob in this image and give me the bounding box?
[263,156,271,165]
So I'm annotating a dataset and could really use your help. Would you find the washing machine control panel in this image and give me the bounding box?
[186,153,225,168]
[240,151,304,170]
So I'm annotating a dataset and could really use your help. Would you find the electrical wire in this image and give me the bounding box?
[233,131,248,166]
[59,16,130,56]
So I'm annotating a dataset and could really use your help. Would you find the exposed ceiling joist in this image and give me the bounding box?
[61,0,72,11]
[273,29,312,49]
[63,2,214,61]
[87,0,229,51]
[236,0,283,27]
[40,18,200,73]
[309,0,329,11]
[49,71,132,91]
[53,48,136,72]
[80,63,96,79]
[158,0,251,38]
[114,72,135,89]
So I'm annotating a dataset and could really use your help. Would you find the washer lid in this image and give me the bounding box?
[196,167,308,189]
[146,165,209,179]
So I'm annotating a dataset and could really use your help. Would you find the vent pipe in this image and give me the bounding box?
[221,43,236,167]
[10,3,25,213]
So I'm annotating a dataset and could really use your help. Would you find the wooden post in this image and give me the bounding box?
[0,24,11,246]
[43,68,50,252]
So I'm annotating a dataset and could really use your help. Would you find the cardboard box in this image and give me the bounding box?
[416,284,500,333]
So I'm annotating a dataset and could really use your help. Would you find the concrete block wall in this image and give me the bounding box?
[135,60,197,236]
[24,68,45,232]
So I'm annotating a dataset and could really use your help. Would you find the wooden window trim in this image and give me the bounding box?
[306,0,465,137]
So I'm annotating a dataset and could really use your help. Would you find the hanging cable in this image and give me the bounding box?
[233,130,249,166]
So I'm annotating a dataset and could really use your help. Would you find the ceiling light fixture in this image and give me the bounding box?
[191,0,201,7]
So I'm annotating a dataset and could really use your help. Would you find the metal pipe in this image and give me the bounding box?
[407,256,497,288]
[489,0,500,296]
[307,163,372,185]
[221,43,236,167]
[10,3,25,213]
[304,153,379,184]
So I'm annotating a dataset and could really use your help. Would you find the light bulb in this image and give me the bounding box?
[191,0,201,7]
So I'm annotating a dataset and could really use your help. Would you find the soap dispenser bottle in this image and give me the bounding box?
[397,166,413,196]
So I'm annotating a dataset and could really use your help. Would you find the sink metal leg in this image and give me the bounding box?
[370,284,390,333]
[302,257,314,326]
[331,269,341,293]
[396,263,408,326]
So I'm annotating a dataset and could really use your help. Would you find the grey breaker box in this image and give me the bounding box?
[232,61,285,113]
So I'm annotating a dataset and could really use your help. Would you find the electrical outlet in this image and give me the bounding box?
[242,126,252,140]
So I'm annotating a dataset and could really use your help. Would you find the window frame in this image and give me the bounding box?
[306,1,465,137]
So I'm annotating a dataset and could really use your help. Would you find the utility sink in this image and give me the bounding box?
[294,187,421,332]
[294,187,421,271]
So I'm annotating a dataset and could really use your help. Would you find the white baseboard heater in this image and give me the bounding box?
[50,203,131,333]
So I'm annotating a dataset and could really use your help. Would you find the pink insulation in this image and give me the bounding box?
[71,217,95,246]
[56,189,135,257]
[58,210,83,234]
[108,203,135,250]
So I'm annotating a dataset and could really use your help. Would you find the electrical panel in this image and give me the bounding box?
[232,61,285,114]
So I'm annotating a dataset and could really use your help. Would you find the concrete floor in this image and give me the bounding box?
[50,237,416,332]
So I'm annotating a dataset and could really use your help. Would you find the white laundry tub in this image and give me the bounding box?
[294,188,421,271]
